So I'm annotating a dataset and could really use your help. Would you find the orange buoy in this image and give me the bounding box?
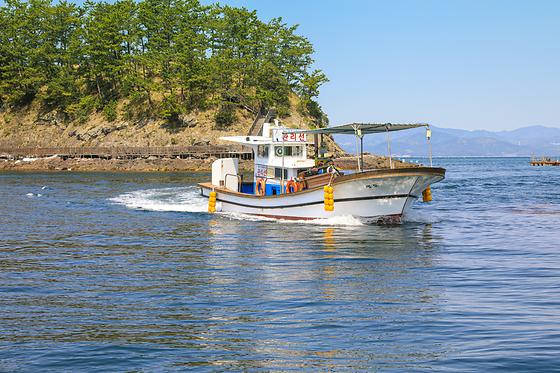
[285,179,298,193]
[255,178,266,196]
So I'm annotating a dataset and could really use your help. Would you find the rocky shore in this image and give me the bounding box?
[0,154,416,172]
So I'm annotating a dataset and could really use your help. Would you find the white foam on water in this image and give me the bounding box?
[110,186,207,213]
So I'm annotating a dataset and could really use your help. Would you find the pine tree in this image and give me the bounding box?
[0,0,328,124]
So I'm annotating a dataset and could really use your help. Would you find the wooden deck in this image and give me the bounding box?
[0,145,253,160]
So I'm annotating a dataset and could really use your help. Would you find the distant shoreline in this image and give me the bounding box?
[394,155,536,158]
[0,154,412,173]
[0,157,237,173]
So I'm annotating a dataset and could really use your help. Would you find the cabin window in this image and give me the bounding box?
[274,146,302,157]
[258,145,269,157]
[274,168,288,179]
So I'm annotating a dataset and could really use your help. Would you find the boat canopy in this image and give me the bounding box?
[285,122,432,171]
[283,122,428,136]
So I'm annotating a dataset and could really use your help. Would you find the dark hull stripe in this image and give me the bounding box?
[206,193,418,210]
[250,213,403,221]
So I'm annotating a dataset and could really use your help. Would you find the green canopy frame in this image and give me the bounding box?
[284,123,433,171]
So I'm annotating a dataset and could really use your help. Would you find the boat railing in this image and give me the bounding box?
[304,173,336,190]
[224,173,243,192]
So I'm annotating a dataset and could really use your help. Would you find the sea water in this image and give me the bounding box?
[1,158,559,372]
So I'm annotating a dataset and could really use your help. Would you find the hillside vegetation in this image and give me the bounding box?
[0,0,329,146]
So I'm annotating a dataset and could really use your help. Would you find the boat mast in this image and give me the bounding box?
[360,133,364,171]
[314,134,319,161]
[281,130,285,194]
[352,124,362,172]
[426,125,433,167]
[386,126,393,169]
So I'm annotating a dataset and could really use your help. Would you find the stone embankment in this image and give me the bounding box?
[0,152,416,172]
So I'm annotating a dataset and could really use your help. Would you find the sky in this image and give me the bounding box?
[207,0,560,131]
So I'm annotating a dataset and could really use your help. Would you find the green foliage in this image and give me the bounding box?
[66,95,97,123]
[102,100,118,122]
[123,91,150,120]
[0,0,328,122]
[159,96,181,122]
[39,71,79,109]
[214,104,236,128]
[296,70,329,126]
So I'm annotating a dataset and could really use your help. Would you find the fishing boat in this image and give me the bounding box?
[198,120,445,222]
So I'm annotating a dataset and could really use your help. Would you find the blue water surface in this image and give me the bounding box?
[1,158,560,372]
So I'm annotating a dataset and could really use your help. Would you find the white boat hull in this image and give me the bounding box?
[199,167,445,221]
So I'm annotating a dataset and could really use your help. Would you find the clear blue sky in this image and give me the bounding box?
[208,0,560,131]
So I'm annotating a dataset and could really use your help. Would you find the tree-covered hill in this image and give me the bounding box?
[0,0,328,131]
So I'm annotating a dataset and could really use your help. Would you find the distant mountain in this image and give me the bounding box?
[335,125,560,157]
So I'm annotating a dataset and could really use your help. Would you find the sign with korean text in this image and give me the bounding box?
[272,129,307,143]
[255,164,267,178]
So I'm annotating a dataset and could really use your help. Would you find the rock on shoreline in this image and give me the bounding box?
[0,156,241,172]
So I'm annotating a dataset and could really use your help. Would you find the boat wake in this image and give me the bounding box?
[110,186,208,213]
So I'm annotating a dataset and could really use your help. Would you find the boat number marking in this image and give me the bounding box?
[365,183,379,189]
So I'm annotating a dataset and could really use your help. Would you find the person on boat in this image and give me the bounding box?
[307,160,325,176]
[326,160,341,176]
[317,160,330,174]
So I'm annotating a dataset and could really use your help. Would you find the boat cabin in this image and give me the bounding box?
[214,120,315,195]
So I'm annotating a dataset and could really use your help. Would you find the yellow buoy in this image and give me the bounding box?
[422,186,432,202]
[208,191,217,212]
[324,185,334,211]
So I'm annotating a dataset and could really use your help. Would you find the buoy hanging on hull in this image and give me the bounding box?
[208,191,217,212]
[324,185,334,211]
[422,186,432,202]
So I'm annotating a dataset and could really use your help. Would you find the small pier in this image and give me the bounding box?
[530,156,560,166]
[0,145,253,161]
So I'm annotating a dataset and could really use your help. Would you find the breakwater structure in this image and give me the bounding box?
[0,145,253,161]
[530,156,560,166]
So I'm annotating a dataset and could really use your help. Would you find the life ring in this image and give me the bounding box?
[285,179,298,194]
[256,178,266,196]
